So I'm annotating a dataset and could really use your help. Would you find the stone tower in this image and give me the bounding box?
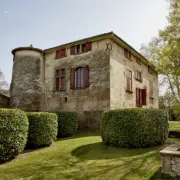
[10,47,44,111]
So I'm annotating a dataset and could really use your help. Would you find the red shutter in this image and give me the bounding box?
[61,48,66,57]
[86,42,92,51]
[136,88,139,106]
[70,46,75,55]
[56,50,60,57]
[142,89,147,105]
[84,65,89,88]
[70,68,75,89]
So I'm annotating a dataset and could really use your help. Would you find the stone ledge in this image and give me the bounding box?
[160,143,180,157]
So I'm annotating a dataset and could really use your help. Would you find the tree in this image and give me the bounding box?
[140,0,180,104]
[0,69,9,96]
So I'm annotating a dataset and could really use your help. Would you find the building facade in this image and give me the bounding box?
[10,32,158,130]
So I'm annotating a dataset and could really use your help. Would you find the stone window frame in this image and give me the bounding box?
[54,68,66,91]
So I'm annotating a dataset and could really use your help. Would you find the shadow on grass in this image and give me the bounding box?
[71,141,161,160]
[56,132,100,142]
[149,168,180,180]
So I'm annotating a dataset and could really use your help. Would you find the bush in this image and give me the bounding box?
[101,108,169,148]
[56,111,78,137]
[26,112,58,148]
[0,108,28,162]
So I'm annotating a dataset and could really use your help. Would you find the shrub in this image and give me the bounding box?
[101,108,169,148]
[56,111,78,137]
[0,108,28,162]
[26,112,58,148]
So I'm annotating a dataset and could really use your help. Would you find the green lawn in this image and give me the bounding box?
[0,133,180,180]
[169,121,180,132]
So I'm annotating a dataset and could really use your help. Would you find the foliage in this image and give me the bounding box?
[0,69,8,90]
[101,108,169,148]
[140,0,180,104]
[0,133,179,180]
[26,112,58,148]
[56,111,78,137]
[0,108,28,162]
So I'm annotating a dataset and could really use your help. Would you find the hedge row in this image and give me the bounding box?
[0,109,28,162]
[0,109,78,162]
[26,112,58,148]
[56,111,78,137]
[101,108,169,148]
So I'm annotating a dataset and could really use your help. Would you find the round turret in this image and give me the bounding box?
[10,47,44,111]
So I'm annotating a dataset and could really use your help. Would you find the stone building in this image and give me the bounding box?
[10,32,159,130]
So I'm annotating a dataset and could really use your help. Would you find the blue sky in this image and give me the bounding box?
[0,0,169,84]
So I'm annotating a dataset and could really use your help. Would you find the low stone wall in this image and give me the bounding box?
[78,110,103,131]
[0,93,10,108]
[160,143,180,177]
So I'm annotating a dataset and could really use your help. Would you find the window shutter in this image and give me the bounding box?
[86,42,92,51]
[56,50,60,57]
[70,46,75,55]
[61,48,66,57]
[136,88,139,106]
[142,89,147,105]
[84,65,89,88]
[70,68,75,89]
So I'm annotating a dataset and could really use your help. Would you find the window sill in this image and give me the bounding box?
[126,90,133,93]
[72,51,90,56]
[149,97,154,99]
[136,105,142,107]
[53,89,66,92]
[125,56,132,61]
[55,55,67,59]
[135,78,143,82]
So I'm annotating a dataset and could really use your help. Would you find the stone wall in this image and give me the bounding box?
[160,143,180,177]
[44,40,111,130]
[10,50,44,111]
[110,40,159,109]
[0,93,9,108]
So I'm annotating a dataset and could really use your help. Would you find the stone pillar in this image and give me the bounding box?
[10,47,45,111]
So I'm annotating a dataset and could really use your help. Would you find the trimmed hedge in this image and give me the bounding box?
[0,109,28,162]
[101,108,169,148]
[56,111,78,137]
[26,112,58,148]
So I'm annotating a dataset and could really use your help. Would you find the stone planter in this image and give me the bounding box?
[160,143,180,177]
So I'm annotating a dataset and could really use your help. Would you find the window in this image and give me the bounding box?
[149,81,153,98]
[55,48,66,58]
[70,66,89,89]
[136,88,147,106]
[70,42,92,55]
[124,48,131,60]
[76,67,84,88]
[82,43,86,53]
[136,58,141,65]
[135,70,142,82]
[148,66,153,74]
[55,69,66,90]
[126,69,132,92]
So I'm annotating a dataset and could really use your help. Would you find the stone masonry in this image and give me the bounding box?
[160,143,180,177]
[0,93,9,108]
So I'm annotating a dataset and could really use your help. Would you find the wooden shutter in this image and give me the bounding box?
[142,89,147,105]
[60,48,66,57]
[70,68,75,89]
[56,50,60,57]
[84,65,89,88]
[136,88,139,106]
[70,46,75,55]
[86,42,92,51]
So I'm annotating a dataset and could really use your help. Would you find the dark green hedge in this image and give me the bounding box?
[101,108,169,148]
[0,109,28,162]
[26,112,58,148]
[56,111,78,137]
